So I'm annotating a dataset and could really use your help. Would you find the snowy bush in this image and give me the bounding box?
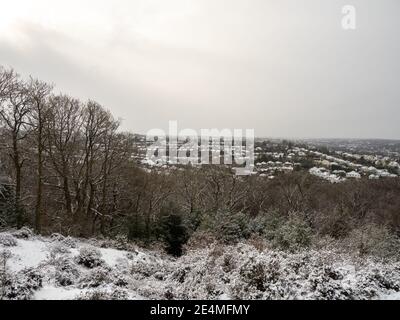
[79,266,113,288]
[54,258,80,286]
[239,261,268,295]
[50,233,65,242]
[167,251,222,299]
[113,273,129,287]
[85,259,131,288]
[49,242,71,257]
[2,268,43,300]
[0,233,17,247]
[76,247,104,268]
[171,266,192,284]
[77,287,129,300]
[221,253,237,273]
[306,265,354,300]
[229,255,284,299]
[113,234,131,251]
[0,249,12,266]
[359,267,400,293]
[49,233,77,248]
[62,236,78,248]
[0,249,12,297]
[78,265,130,289]
[270,213,313,252]
[347,224,400,260]
[12,227,34,239]
[212,211,250,244]
[130,256,167,280]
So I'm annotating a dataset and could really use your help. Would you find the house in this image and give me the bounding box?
[346,171,361,179]
[388,161,400,171]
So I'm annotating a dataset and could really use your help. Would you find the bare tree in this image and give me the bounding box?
[0,69,32,226]
[27,78,53,233]
[45,94,82,221]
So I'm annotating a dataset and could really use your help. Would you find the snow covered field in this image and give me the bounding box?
[1,228,400,300]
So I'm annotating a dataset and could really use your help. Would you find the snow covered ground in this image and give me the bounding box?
[1,228,400,300]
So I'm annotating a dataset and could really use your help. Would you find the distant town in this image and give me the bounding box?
[133,135,400,182]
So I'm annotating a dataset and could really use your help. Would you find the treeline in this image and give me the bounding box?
[1,66,400,258]
[0,66,133,236]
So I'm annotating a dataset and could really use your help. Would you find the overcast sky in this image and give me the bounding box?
[0,0,399,139]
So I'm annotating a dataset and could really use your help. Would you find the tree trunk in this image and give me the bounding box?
[12,135,23,228]
[63,176,73,217]
[35,124,43,234]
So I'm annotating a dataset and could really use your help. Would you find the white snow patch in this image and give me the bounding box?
[98,247,128,266]
[5,238,48,272]
[33,286,85,300]
[381,292,400,300]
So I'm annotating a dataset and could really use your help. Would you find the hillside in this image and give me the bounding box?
[1,228,400,300]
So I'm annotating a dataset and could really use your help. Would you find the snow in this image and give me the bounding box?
[7,238,48,272]
[34,286,85,300]
[97,247,128,267]
[381,292,400,300]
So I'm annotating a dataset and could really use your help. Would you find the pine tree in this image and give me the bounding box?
[159,202,188,257]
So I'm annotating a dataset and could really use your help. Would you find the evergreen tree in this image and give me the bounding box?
[159,203,188,257]
[127,213,147,241]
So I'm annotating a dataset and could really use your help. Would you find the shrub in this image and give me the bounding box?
[77,288,128,300]
[315,208,352,239]
[241,261,267,291]
[49,243,71,258]
[0,249,12,297]
[0,249,12,266]
[54,258,80,286]
[222,253,236,273]
[76,247,104,268]
[2,268,43,300]
[114,234,130,250]
[0,233,17,247]
[263,211,285,241]
[347,224,400,260]
[171,266,192,284]
[79,266,112,288]
[131,258,164,279]
[62,236,78,248]
[113,273,129,287]
[248,214,271,236]
[50,233,65,242]
[269,213,313,252]
[211,211,250,245]
[239,257,281,294]
[12,227,33,239]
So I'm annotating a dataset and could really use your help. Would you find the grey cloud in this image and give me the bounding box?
[0,0,399,138]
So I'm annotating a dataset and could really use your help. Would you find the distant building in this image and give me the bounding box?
[346,171,361,179]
